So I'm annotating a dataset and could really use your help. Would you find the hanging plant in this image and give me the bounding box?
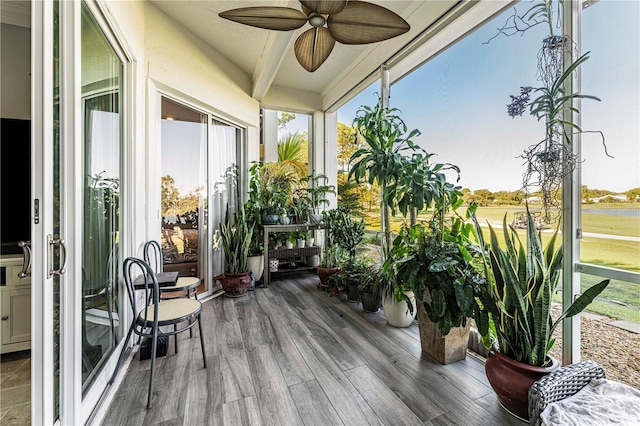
[488,0,610,222]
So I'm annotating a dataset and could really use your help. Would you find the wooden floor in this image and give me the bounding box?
[99,274,524,426]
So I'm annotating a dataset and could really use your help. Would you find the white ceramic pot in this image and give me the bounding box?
[382,290,417,328]
[268,259,279,272]
[306,254,320,267]
[285,241,294,249]
[305,238,314,247]
[279,215,290,225]
[309,213,323,224]
[247,254,264,281]
[297,239,306,248]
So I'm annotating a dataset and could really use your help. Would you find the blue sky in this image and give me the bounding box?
[333,0,639,193]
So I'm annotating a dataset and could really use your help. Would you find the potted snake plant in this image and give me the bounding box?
[472,209,610,420]
[218,204,254,297]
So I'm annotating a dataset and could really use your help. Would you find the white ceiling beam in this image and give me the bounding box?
[252,0,301,101]
[252,29,297,101]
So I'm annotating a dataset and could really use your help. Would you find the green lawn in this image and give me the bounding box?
[359,203,640,323]
[553,275,640,323]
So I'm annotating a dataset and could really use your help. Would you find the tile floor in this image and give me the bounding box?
[0,350,31,425]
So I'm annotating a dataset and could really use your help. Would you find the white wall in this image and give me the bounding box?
[104,0,262,246]
[1,23,30,119]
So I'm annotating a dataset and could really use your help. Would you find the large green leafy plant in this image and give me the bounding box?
[327,206,365,263]
[387,189,485,335]
[473,211,610,366]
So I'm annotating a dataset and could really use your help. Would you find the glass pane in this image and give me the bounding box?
[276,110,310,168]
[336,79,381,229]
[579,276,640,388]
[161,98,206,292]
[579,0,640,387]
[388,8,549,231]
[581,0,640,273]
[81,2,122,393]
[53,0,61,418]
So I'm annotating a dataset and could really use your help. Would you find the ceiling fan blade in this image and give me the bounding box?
[294,27,336,72]
[219,7,307,31]
[327,1,410,45]
[299,1,347,15]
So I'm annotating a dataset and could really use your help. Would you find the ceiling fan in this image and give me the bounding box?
[219,1,410,72]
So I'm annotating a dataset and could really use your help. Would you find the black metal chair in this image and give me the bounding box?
[144,240,201,338]
[110,257,206,409]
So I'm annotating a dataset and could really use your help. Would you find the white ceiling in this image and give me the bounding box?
[1,0,466,112]
[149,1,462,110]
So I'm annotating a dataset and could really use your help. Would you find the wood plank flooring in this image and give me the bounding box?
[99,274,524,426]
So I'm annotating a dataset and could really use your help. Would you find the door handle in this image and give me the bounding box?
[18,241,31,278]
[47,235,68,278]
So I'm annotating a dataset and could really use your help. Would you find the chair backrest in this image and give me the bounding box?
[122,257,160,326]
[143,240,164,274]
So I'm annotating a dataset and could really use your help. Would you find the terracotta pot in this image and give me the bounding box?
[221,271,251,297]
[485,344,559,421]
[317,266,340,288]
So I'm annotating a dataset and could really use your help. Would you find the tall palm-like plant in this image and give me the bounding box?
[277,132,308,178]
[348,96,420,255]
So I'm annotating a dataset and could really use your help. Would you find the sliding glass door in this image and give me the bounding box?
[160,98,207,293]
[80,0,122,394]
[160,98,242,295]
[32,1,126,423]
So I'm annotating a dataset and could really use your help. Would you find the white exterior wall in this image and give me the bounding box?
[103,0,261,251]
[262,109,278,162]
[311,111,338,209]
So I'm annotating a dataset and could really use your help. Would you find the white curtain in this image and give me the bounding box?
[210,119,238,277]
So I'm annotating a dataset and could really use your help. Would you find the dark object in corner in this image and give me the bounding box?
[139,336,168,360]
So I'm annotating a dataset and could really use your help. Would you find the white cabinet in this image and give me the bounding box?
[0,256,31,353]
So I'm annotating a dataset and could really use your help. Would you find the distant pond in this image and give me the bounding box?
[583,209,640,218]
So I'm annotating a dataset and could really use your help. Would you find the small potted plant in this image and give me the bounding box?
[285,232,295,249]
[359,262,383,313]
[304,173,336,224]
[250,161,295,225]
[245,178,265,283]
[291,194,310,224]
[317,245,340,288]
